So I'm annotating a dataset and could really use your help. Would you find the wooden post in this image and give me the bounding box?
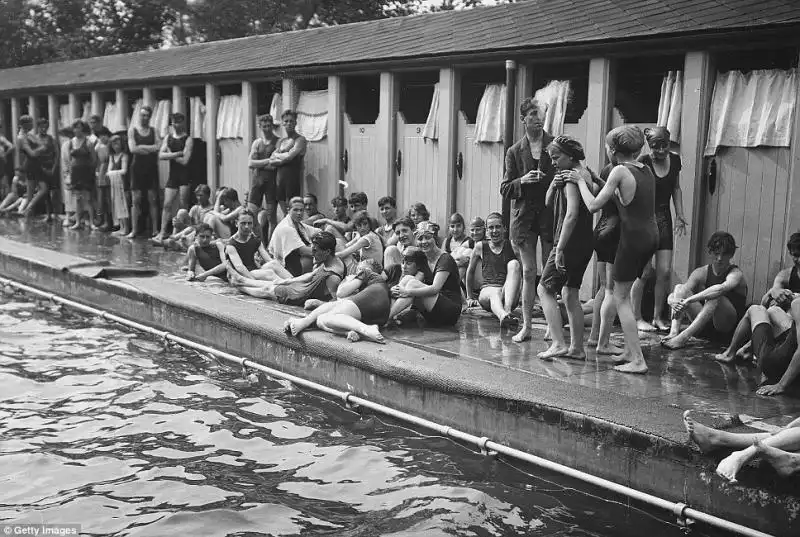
[28,96,39,124]
[241,80,256,189]
[585,58,614,176]
[204,83,219,191]
[11,97,20,169]
[91,91,103,119]
[47,95,58,136]
[327,75,345,195]
[378,72,399,199]
[281,78,299,112]
[502,60,518,230]
[172,86,186,115]
[676,51,715,279]
[0,100,6,139]
[116,89,128,131]
[783,53,800,249]
[68,93,80,121]
[514,62,533,141]
[142,87,155,109]
[438,66,461,220]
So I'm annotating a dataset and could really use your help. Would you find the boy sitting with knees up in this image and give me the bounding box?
[465,212,521,326]
[186,223,228,282]
[662,231,748,350]
[762,232,800,310]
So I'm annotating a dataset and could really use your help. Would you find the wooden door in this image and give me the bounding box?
[395,114,444,224]
[455,112,504,222]
[701,147,792,304]
[218,138,249,198]
[304,139,335,211]
[343,116,381,215]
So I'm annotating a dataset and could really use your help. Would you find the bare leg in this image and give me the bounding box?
[178,185,190,211]
[503,260,522,314]
[205,214,232,240]
[384,245,402,270]
[23,181,49,216]
[754,440,800,478]
[683,410,769,453]
[479,287,506,323]
[632,261,656,331]
[127,190,143,238]
[147,188,160,237]
[652,250,673,330]
[317,303,385,343]
[156,187,179,240]
[284,301,339,336]
[237,284,277,300]
[664,296,735,350]
[514,241,538,343]
[563,287,586,359]
[595,263,621,354]
[717,426,800,482]
[613,280,648,374]
[714,305,767,363]
[588,263,607,345]
[664,283,703,339]
[538,283,569,359]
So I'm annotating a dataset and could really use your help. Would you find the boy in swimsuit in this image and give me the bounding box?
[377,196,398,247]
[225,210,271,280]
[663,231,748,350]
[186,223,228,282]
[465,212,520,326]
[383,217,417,270]
[762,232,800,309]
[302,193,326,226]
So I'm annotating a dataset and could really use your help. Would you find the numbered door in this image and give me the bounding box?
[343,117,381,215]
[455,112,504,222]
[395,114,444,224]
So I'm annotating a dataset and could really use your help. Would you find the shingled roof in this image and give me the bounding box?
[1,0,799,94]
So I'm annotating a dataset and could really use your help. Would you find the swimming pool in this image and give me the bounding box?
[0,295,730,536]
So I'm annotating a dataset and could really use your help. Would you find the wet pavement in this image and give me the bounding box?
[2,217,800,435]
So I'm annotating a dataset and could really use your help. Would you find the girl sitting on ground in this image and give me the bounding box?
[388,222,463,328]
[164,184,215,250]
[382,216,417,270]
[284,258,389,343]
[336,210,385,274]
[0,175,28,216]
[205,187,243,239]
[444,212,475,285]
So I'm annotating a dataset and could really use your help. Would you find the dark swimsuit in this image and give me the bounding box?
[166,134,190,189]
[274,262,345,306]
[481,240,517,288]
[196,243,227,281]
[249,137,278,206]
[790,266,800,292]
[69,139,95,191]
[420,253,462,327]
[230,235,261,272]
[698,263,748,341]
[641,153,681,251]
[275,137,304,204]
[541,176,594,293]
[593,165,621,264]
[131,128,159,191]
[612,162,659,283]
[349,276,391,325]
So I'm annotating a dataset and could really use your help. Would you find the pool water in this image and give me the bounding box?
[0,295,728,536]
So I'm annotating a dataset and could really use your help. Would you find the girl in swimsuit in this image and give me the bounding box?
[633,126,688,331]
[566,125,658,374]
[284,258,389,343]
[382,216,417,271]
[336,210,384,274]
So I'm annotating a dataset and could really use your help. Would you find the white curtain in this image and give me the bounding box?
[657,71,682,142]
[534,80,570,136]
[705,69,798,156]
[216,94,244,139]
[269,93,286,138]
[129,99,143,129]
[422,83,440,141]
[296,90,328,142]
[189,97,207,139]
[152,99,172,138]
[58,104,72,129]
[474,84,507,143]
[81,102,91,123]
[103,101,127,133]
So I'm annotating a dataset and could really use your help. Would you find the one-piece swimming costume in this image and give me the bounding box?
[640,153,681,251]
[229,234,261,272]
[481,240,517,288]
[612,162,659,282]
[131,128,159,191]
[593,165,621,264]
[166,134,190,189]
[69,138,95,191]
[349,279,391,326]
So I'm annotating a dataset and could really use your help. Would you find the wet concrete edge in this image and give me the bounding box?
[0,237,796,535]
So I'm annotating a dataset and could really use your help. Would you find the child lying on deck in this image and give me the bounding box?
[283,258,389,343]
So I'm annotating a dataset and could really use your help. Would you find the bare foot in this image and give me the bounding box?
[714,351,736,364]
[543,327,552,341]
[596,342,624,355]
[69,222,82,231]
[661,335,689,350]
[565,347,586,360]
[284,318,310,337]
[125,232,138,239]
[346,330,361,342]
[512,326,531,343]
[716,447,755,483]
[537,343,569,360]
[614,359,648,374]
[653,318,670,331]
[587,337,599,346]
[683,410,720,453]
[637,320,658,332]
[754,440,800,478]
[359,325,385,344]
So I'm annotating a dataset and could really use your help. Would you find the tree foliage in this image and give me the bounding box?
[0,0,506,69]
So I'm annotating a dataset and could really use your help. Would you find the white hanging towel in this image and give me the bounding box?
[657,70,682,142]
[189,97,207,139]
[269,93,287,138]
[422,83,440,141]
[296,90,328,142]
[704,68,797,156]
[534,80,570,136]
[474,84,507,143]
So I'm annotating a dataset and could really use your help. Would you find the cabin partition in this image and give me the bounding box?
[342,75,382,214]
[216,85,249,198]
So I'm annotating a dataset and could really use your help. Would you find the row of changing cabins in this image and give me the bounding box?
[0,9,799,305]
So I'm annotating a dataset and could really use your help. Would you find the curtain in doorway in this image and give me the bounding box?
[81,102,91,123]
[152,99,172,138]
[216,94,243,139]
[422,83,440,141]
[58,104,71,130]
[269,93,286,138]
[657,70,682,142]
[704,69,798,156]
[189,97,207,139]
[474,84,507,143]
[534,80,570,136]
[103,102,127,133]
[296,90,328,142]
[129,99,143,129]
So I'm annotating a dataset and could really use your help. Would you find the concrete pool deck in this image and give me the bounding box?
[0,218,798,535]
